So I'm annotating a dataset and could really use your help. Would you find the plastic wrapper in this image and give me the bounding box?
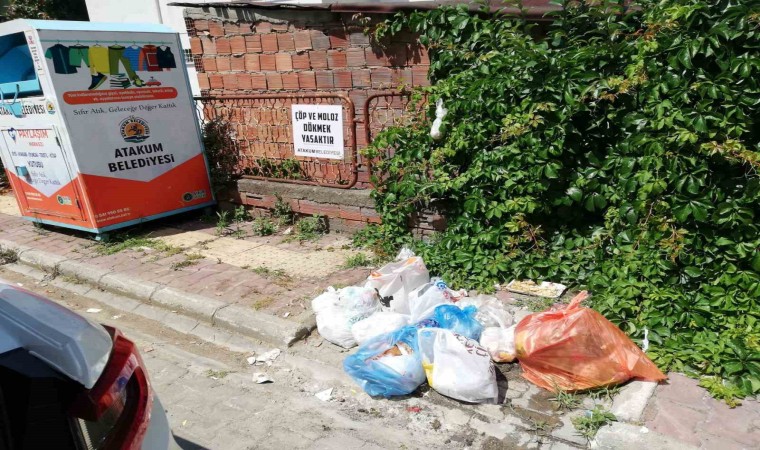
[364,255,429,314]
[515,291,667,391]
[480,325,517,363]
[456,294,513,328]
[429,304,483,341]
[312,286,380,348]
[418,328,498,404]
[351,311,411,345]
[408,279,454,322]
[343,326,426,397]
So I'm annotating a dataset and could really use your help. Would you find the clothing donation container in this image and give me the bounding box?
[0,20,214,238]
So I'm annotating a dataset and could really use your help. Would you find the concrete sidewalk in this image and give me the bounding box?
[0,195,743,449]
[0,195,368,346]
[641,373,760,449]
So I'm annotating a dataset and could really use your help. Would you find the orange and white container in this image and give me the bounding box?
[0,20,213,238]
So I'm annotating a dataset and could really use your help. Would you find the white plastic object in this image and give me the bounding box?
[430,98,448,140]
[642,327,650,352]
[395,247,416,261]
[351,311,411,345]
[408,279,454,322]
[312,286,380,348]
[364,257,429,314]
[418,328,498,403]
[480,325,517,363]
[457,294,514,328]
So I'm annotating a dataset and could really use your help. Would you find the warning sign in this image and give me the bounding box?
[291,104,344,160]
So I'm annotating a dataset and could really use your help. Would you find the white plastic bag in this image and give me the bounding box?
[408,279,454,322]
[351,311,411,345]
[364,255,429,314]
[312,286,380,348]
[418,328,498,403]
[480,325,517,363]
[457,294,514,329]
[430,99,448,140]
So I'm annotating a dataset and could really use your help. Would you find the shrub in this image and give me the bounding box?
[202,118,239,194]
[251,217,277,236]
[294,215,326,241]
[361,0,760,401]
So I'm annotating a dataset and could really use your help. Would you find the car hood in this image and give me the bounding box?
[0,281,112,388]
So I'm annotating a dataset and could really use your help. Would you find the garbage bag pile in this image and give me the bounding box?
[313,250,666,404]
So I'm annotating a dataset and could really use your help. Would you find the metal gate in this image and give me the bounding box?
[196,93,358,189]
[364,91,428,179]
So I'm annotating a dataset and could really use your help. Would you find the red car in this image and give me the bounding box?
[0,280,179,449]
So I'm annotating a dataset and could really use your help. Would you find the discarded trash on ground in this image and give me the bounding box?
[311,249,664,404]
[515,291,666,391]
[506,280,566,298]
[407,279,454,322]
[429,304,483,341]
[313,286,380,348]
[364,254,429,313]
[85,308,102,313]
[343,326,426,398]
[457,294,513,328]
[315,388,333,402]
[248,349,281,366]
[351,311,410,345]
[480,325,517,363]
[418,328,498,404]
[253,372,273,384]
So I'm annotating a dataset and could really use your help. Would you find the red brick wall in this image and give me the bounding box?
[186,10,430,190]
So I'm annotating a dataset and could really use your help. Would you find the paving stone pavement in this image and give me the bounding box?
[2,265,590,450]
[0,195,367,318]
[643,373,760,449]
[0,193,722,449]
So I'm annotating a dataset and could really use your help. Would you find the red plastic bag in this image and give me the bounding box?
[515,291,666,392]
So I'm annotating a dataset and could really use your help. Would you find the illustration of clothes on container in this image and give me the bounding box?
[44,42,171,90]
[156,46,176,70]
[140,45,161,72]
[68,44,89,70]
[123,45,142,70]
[87,44,110,90]
[108,45,145,87]
[44,43,77,74]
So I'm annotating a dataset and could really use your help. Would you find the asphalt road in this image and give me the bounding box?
[0,265,576,450]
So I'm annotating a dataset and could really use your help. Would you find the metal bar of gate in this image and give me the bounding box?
[195,93,358,189]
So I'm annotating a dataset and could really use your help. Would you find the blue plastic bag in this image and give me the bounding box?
[343,326,426,398]
[430,304,483,341]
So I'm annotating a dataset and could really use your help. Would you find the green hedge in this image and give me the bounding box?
[360,0,760,403]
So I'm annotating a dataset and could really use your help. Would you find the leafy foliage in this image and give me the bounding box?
[343,252,376,269]
[249,158,307,180]
[293,215,326,242]
[4,0,88,21]
[572,406,616,441]
[273,194,295,224]
[202,118,240,195]
[251,216,278,236]
[361,0,760,401]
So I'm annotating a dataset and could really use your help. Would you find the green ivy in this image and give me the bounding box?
[359,0,760,402]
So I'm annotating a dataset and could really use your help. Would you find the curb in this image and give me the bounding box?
[593,422,698,449]
[0,239,316,347]
[610,381,657,422]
